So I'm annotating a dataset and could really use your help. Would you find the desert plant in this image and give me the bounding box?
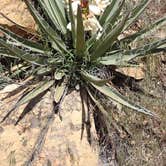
[0,62,13,89]
[0,0,166,123]
[0,75,12,90]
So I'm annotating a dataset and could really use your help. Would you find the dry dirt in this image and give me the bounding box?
[0,87,99,166]
[0,0,35,30]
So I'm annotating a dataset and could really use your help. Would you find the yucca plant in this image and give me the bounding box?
[0,0,166,123]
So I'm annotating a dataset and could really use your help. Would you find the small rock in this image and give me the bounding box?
[116,64,145,80]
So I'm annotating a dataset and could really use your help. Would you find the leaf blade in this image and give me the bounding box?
[124,0,150,30]
[24,0,67,53]
[16,80,54,107]
[54,79,67,103]
[0,25,47,53]
[91,13,129,59]
[91,83,155,116]
[76,5,86,58]
[0,39,46,65]
[99,38,166,65]
[81,70,109,86]
[69,0,76,47]
[121,16,166,43]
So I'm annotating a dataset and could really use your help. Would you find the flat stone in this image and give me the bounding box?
[0,0,35,30]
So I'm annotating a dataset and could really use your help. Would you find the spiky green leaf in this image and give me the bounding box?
[81,70,109,86]
[121,16,166,43]
[87,88,109,117]
[54,79,67,103]
[103,0,125,34]
[0,39,46,65]
[16,80,54,107]
[76,5,86,58]
[124,0,150,30]
[91,83,155,116]
[100,38,166,65]
[24,0,67,53]
[0,46,17,58]
[0,25,47,53]
[69,0,76,47]
[39,0,67,34]
[36,67,53,76]
[54,71,65,80]
[99,0,122,26]
[91,13,129,59]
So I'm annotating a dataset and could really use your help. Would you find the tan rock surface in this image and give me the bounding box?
[0,0,35,29]
[0,90,52,166]
[116,64,145,80]
[34,91,99,166]
[0,87,99,166]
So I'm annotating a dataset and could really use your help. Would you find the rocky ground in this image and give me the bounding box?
[0,0,166,166]
[0,89,99,166]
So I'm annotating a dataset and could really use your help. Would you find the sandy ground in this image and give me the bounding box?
[0,87,99,166]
